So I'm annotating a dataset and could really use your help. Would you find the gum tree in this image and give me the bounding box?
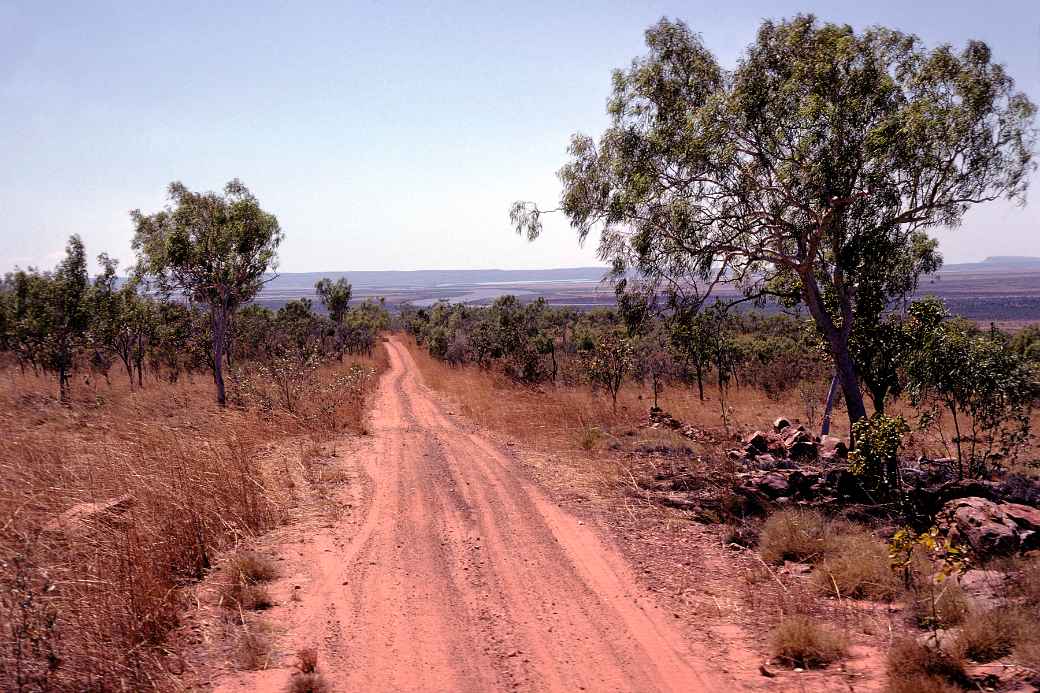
[132,180,282,406]
[511,15,1036,430]
[315,277,353,323]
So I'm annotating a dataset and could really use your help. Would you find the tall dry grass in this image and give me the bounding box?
[405,337,1040,466]
[405,336,848,453]
[0,351,385,692]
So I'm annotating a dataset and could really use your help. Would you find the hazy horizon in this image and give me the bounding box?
[2,0,1038,275]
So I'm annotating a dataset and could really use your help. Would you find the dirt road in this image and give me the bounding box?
[217,336,722,692]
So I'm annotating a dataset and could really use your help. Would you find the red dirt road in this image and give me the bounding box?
[216,336,724,692]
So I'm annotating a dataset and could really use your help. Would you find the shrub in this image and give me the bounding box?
[848,413,908,492]
[956,608,1025,663]
[758,509,832,564]
[813,531,901,600]
[236,629,273,670]
[770,615,847,668]
[886,637,966,692]
[288,673,330,693]
[229,552,279,584]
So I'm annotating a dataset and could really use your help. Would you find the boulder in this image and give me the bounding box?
[938,496,1037,558]
[745,430,771,453]
[819,435,847,459]
[773,416,791,433]
[788,440,818,461]
[756,472,791,499]
[916,628,961,656]
[954,569,1008,611]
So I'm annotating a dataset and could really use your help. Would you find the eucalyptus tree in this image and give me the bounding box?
[315,277,353,323]
[511,15,1036,429]
[12,236,92,400]
[132,180,283,406]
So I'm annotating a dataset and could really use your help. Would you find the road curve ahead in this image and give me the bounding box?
[225,336,724,693]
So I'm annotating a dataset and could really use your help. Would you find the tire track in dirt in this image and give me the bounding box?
[214,336,724,692]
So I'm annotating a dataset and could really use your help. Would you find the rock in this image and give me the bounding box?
[782,561,812,577]
[787,471,820,498]
[917,628,961,655]
[788,440,818,461]
[954,569,1008,611]
[819,435,847,459]
[783,428,813,447]
[938,496,1039,558]
[44,494,135,536]
[745,430,771,453]
[773,416,791,433]
[1002,503,1040,532]
[757,472,792,499]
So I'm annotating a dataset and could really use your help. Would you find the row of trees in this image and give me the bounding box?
[0,181,388,404]
[407,292,1039,475]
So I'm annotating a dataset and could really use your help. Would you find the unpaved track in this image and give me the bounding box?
[220,336,722,692]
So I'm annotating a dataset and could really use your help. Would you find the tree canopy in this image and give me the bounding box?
[511,15,1036,429]
[132,179,283,405]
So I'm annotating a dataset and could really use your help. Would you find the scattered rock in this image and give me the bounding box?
[756,472,792,499]
[44,494,135,536]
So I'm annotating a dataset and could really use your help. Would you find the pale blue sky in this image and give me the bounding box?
[1,0,1038,274]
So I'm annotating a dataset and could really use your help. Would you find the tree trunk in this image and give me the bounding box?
[58,364,69,403]
[820,373,839,436]
[834,343,867,429]
[211,307,228,407]
[800,274,868,434]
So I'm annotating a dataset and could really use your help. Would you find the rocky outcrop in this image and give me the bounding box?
[937,496,1040,558]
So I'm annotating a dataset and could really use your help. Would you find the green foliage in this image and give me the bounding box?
[513,14,1036,431]
[4,236,92,399]
[580,332,634,412]
[132,180,283,405]
[889,526,970,591]
[315,277,353,324]
[848,413,909,492]
[906,298,1038,477]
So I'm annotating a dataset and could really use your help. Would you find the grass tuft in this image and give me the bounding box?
[812,530,901,600]
[770,615,847,668]
[287,673,330,693]
[955,607,1025,663]
[758,509,832,564]
[886,637,966,692]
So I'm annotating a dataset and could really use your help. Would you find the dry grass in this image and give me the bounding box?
[0,353,384,692]
[955,607,1026,663]
[758,509,833,564]
[910,581,970,629]
[770,615,848,668]
[886,637,967,693]
[405,336,1040,469]
[287,672,330,693]
[235,627,274,670]
[813,530,901,601]
[295,647,319,674]
[228,551,280,584]
[287,647,327,693]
